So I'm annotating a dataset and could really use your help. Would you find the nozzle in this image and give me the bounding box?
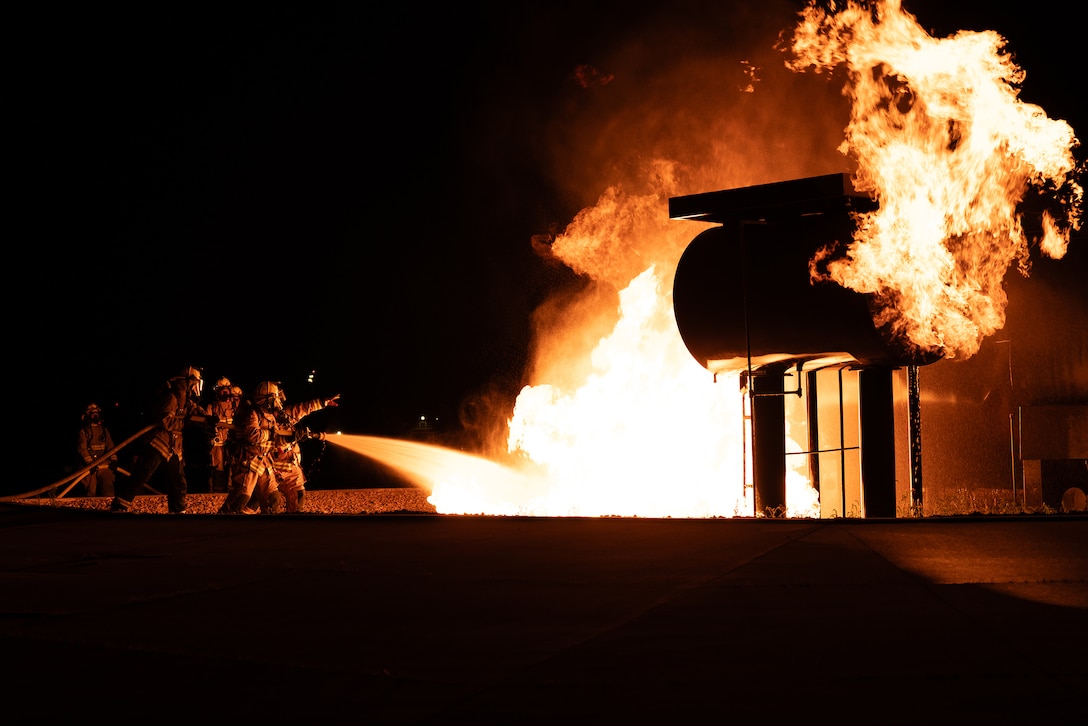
[300,429,326,441]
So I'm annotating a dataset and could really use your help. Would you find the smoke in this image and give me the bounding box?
[523,1,851,387]
[539,2,849,209]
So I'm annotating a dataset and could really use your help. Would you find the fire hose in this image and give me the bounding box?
[0,424,155,502]
[1,421,328,503]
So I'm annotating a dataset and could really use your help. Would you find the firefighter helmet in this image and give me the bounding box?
[253,381,284,410]
[83,403,102,422]
[230,385,243,397]
[216,377,232,390]
[174,366,203,398]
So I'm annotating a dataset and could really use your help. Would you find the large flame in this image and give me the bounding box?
[431,175,820,518]
[425,1,1080,518]
[787,0,1082,360]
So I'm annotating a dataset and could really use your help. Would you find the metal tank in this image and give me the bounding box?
[671,173,938,373]
[670,173,940,517]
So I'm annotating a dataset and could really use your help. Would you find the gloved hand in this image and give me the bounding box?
[108,459,119,472]
[325,394,341,408]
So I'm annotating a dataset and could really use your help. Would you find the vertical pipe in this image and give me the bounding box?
[1009,413,1016,504]
[908,365,922,513]
[1017,406,1024,509]
[859,368,896,517]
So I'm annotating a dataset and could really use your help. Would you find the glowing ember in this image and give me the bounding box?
[787,0,1082,360]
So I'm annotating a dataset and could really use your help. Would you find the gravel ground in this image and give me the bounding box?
[14,488,438,515]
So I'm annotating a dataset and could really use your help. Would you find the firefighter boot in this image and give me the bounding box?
[110,496,134,513]
[267,490,285,515]
[218,489,249,514]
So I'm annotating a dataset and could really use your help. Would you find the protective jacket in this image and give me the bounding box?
[236,398,327,474]
[271,398,329,470]
[205,396,239,453]
[234,401,278,475]
[145,387,203,461]
[78,423,118,469]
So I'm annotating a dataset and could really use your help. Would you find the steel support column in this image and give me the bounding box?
[751,368,787,516]
[859,367,896,517]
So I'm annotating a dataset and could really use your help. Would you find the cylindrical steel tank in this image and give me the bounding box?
[669,174,939,517]
[671,176,939,373]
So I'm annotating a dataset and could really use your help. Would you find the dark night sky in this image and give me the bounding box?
[9,2,1084,492]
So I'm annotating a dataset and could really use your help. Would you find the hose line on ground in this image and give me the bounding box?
[0,424,156,502]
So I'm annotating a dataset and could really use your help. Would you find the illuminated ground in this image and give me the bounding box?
[2,502,1085,723]
[18,488,437,515]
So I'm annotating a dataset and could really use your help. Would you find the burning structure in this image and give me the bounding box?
[671,172,940,517]
[421,1,1085,519]
[662,1,1084,517]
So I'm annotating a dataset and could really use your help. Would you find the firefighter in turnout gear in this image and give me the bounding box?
[218,381,286,514]
[218,381,339,514]
[269,388,339,512]
[204,377,240,493]
[77,403,118,497]
[110,366,209,514]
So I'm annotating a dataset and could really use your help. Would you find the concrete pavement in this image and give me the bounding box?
[1,503,1085,724]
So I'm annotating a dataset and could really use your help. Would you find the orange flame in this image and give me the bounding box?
[787,0,1082,360]
[431,178,821,518]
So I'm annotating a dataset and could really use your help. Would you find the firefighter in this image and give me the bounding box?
[218,381,339,514]
[110,366,209,514]
[204,377,240,493]
[269,386,339,513]
[218,381,285,514]
[76,403,118,497]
